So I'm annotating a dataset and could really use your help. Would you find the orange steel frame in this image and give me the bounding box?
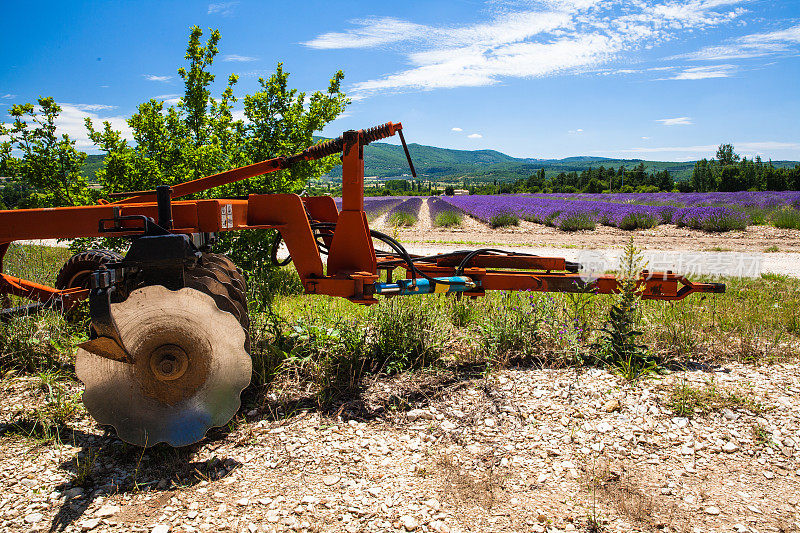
[0,121,723,310]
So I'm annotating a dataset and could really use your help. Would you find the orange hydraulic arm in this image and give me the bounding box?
[0,121,725,318]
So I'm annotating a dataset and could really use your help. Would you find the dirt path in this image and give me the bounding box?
[1,363,798,532]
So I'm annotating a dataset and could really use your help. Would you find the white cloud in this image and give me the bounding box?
[1,94,16,99]
[66,103,117,112]
[304,1,748,97]
[223,54,257,62]
[144,75,172,82]
[208,2,238,16]
[641,136,650,140]
[48,104,132,151]
[451,127,463,132]
[303,17,428,49]
[154,94,182,105]
[656,116,693,126]
[467,133,483,139]
[663,64,737,80]
[673,23,800,61]
[568,128,584,134]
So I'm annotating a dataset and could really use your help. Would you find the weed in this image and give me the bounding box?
[448,295,478,328]
[0,312,81,374]
[752,424,773,447]
[764,245,780,253]
[478,291,546,366]
[368,296,448,374]
[73,448,99,487]
[594,239,657,380]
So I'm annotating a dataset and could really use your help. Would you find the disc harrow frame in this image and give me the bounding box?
[0,120,727,446]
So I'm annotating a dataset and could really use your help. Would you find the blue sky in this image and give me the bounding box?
[1,0,799,161]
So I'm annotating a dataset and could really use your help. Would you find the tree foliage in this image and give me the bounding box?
[84,26,348,273]
[0,97,91,207]
[691,144,800,192]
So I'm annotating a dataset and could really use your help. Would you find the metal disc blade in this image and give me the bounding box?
[76,285,251,447]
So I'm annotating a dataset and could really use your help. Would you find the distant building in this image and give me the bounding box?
[453,189,469,195]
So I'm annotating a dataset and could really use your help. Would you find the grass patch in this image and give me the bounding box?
[488,212,520,228]
[668,379,765,418]
[387,212,417,227]
[4,242,800,418]
[2,371,81,442]
[433,211,463,228]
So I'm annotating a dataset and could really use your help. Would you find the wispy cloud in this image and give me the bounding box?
[154,94,182,105]
[467,133,483,139]
[656,117,693,126]
[223,54,257,62]
[1,94,16,99]
[673,23,800,61]
[451,127,463,132]
[208,2,238,16]
[663,64,737,80]
[66,103,117,112]
[303,1,748,97]
[144,74,172,82]
[568,128,584,134]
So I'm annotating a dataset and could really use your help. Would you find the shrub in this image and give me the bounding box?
[771,207,800,229]
[434,211,463,227]
[701,210,749,232]
[617,212,658,231]
[557,212,597,231]
[489,212,520,228]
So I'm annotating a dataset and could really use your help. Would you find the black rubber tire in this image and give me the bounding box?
[55,249,123,290]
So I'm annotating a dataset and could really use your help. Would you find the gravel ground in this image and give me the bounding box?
[1,362,799,533]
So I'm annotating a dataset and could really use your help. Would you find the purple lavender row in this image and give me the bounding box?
[536,191,800,210]
[427,197,464,224]
[440,195,756,232]
[387,197,423,217]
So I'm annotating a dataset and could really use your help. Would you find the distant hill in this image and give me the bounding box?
[80,142,799,184]
[320,141,705,182]
[82,154,105,182]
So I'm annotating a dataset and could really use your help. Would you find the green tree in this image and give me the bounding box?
[85,26,348,276]
[715,143,740,166]
[0,97,91,207]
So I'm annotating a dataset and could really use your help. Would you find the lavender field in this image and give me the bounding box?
[337,191,800,232]
[440,191,800,232]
